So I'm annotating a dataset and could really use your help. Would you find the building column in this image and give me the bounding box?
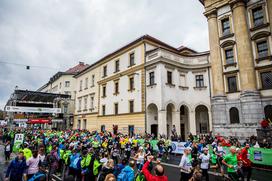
[158,110,167,137]
[267,0,272,33]
[189,110,197,135]
[231,0,257,91]
[205,10,225,97]
[208,110,213,132]
[173,111,181,136]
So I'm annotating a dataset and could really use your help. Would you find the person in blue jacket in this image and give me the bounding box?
[5,151,27,181]
[117,160,135,181]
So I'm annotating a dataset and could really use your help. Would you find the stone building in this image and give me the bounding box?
[145,48,211,139]
[200,0,272,139]
[73,35,211,138]
[38,62,88,128]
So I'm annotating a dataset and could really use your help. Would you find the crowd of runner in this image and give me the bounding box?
[0,127,262,181]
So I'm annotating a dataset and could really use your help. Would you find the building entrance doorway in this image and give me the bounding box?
[151,124,158,137]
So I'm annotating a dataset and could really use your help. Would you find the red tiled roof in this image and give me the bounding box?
[65,62,89,74]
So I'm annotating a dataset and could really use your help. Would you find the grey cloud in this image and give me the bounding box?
[0,0,208,109]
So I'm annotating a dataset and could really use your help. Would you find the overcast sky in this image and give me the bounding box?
[0,0,208,110]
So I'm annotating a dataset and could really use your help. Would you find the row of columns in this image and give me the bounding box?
[157,110,212,137]
[206,0,257,97]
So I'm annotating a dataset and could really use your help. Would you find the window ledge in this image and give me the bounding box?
[113,92,120,96]
[114,70,120,73]
[226,91,240,94]
[219,33,234,40]
[128,88,135,92]
[258,88,272,91]
[255,55,272,63]
[83,109,87,112]
[147,83,157,88]
[250,23,270,32]
[102,75,107,78]
[89,108,94,111]
[179,86,189,90]
[77,110,82,113]
[193,86,207,90]
[101,96,106,98]
[128,64,136,68]
[224,62,237,69]
[84,87,88,90]
[165,83,175,87]
[90,85,95,88]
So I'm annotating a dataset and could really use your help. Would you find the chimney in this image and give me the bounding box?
[79,61,84,65]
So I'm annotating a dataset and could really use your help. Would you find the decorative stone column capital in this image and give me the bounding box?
[204,8,217,19]
[229,0,246,10]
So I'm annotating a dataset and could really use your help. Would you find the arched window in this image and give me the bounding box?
[264,105,272,121]
[230,107,240,124]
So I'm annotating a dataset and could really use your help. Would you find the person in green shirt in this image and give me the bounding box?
[222,146,238,181]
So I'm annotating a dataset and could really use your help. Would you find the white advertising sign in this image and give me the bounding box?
[171,142,187,154]
[5,106,61,113]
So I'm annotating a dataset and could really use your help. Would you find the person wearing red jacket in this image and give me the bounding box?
[142,156,168,181]
[241,144,252,181]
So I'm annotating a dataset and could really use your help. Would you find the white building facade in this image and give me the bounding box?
[145,48,212,139]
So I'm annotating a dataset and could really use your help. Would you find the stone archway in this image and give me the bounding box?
[180,105,189,141]
[147,103,158,137]
[195,105,209,134]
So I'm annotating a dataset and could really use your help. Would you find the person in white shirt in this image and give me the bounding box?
[179,147,192,181]
[199,147,210,181]
[4,140,11,161]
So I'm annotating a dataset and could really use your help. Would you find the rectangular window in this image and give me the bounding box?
[91,75,95,87]
[221,18,230,36]
[115,81,119,94]
[102,105,106,115]
[115,60,120,72]
[228,76,238,93]
[90,96,94,109]
[114,103,118,115]
[180,74,186,87]
[59,82,62,89]
[63,105,68,114]
[167,71,172,84]
[129,77,134,91]
[103,66,107,77]
[252,6,264,27]
[102,85,106,97]
[257,40,269,58]
[78,99,82,111]
[129,53,135,66]
[85,77,88,89]
[261,71,272,90]
[79,80,83,91]
[65,81,70,87]
[129,100,134,113]
[83,119,87,130]
[84,96,87,110]
[149,72,155,85]
[225,48,234,64]
[196,75,204,88]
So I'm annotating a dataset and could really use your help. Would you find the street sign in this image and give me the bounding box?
[5,106,61,113]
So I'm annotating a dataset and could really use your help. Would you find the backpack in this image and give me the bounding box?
[70,155,81,170]
[28,172,46,181]
[117,169,128,181]
[135,172,146,181]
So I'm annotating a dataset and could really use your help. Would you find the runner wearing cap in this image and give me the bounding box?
[179,147,193,181]
[199,147,210,181]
